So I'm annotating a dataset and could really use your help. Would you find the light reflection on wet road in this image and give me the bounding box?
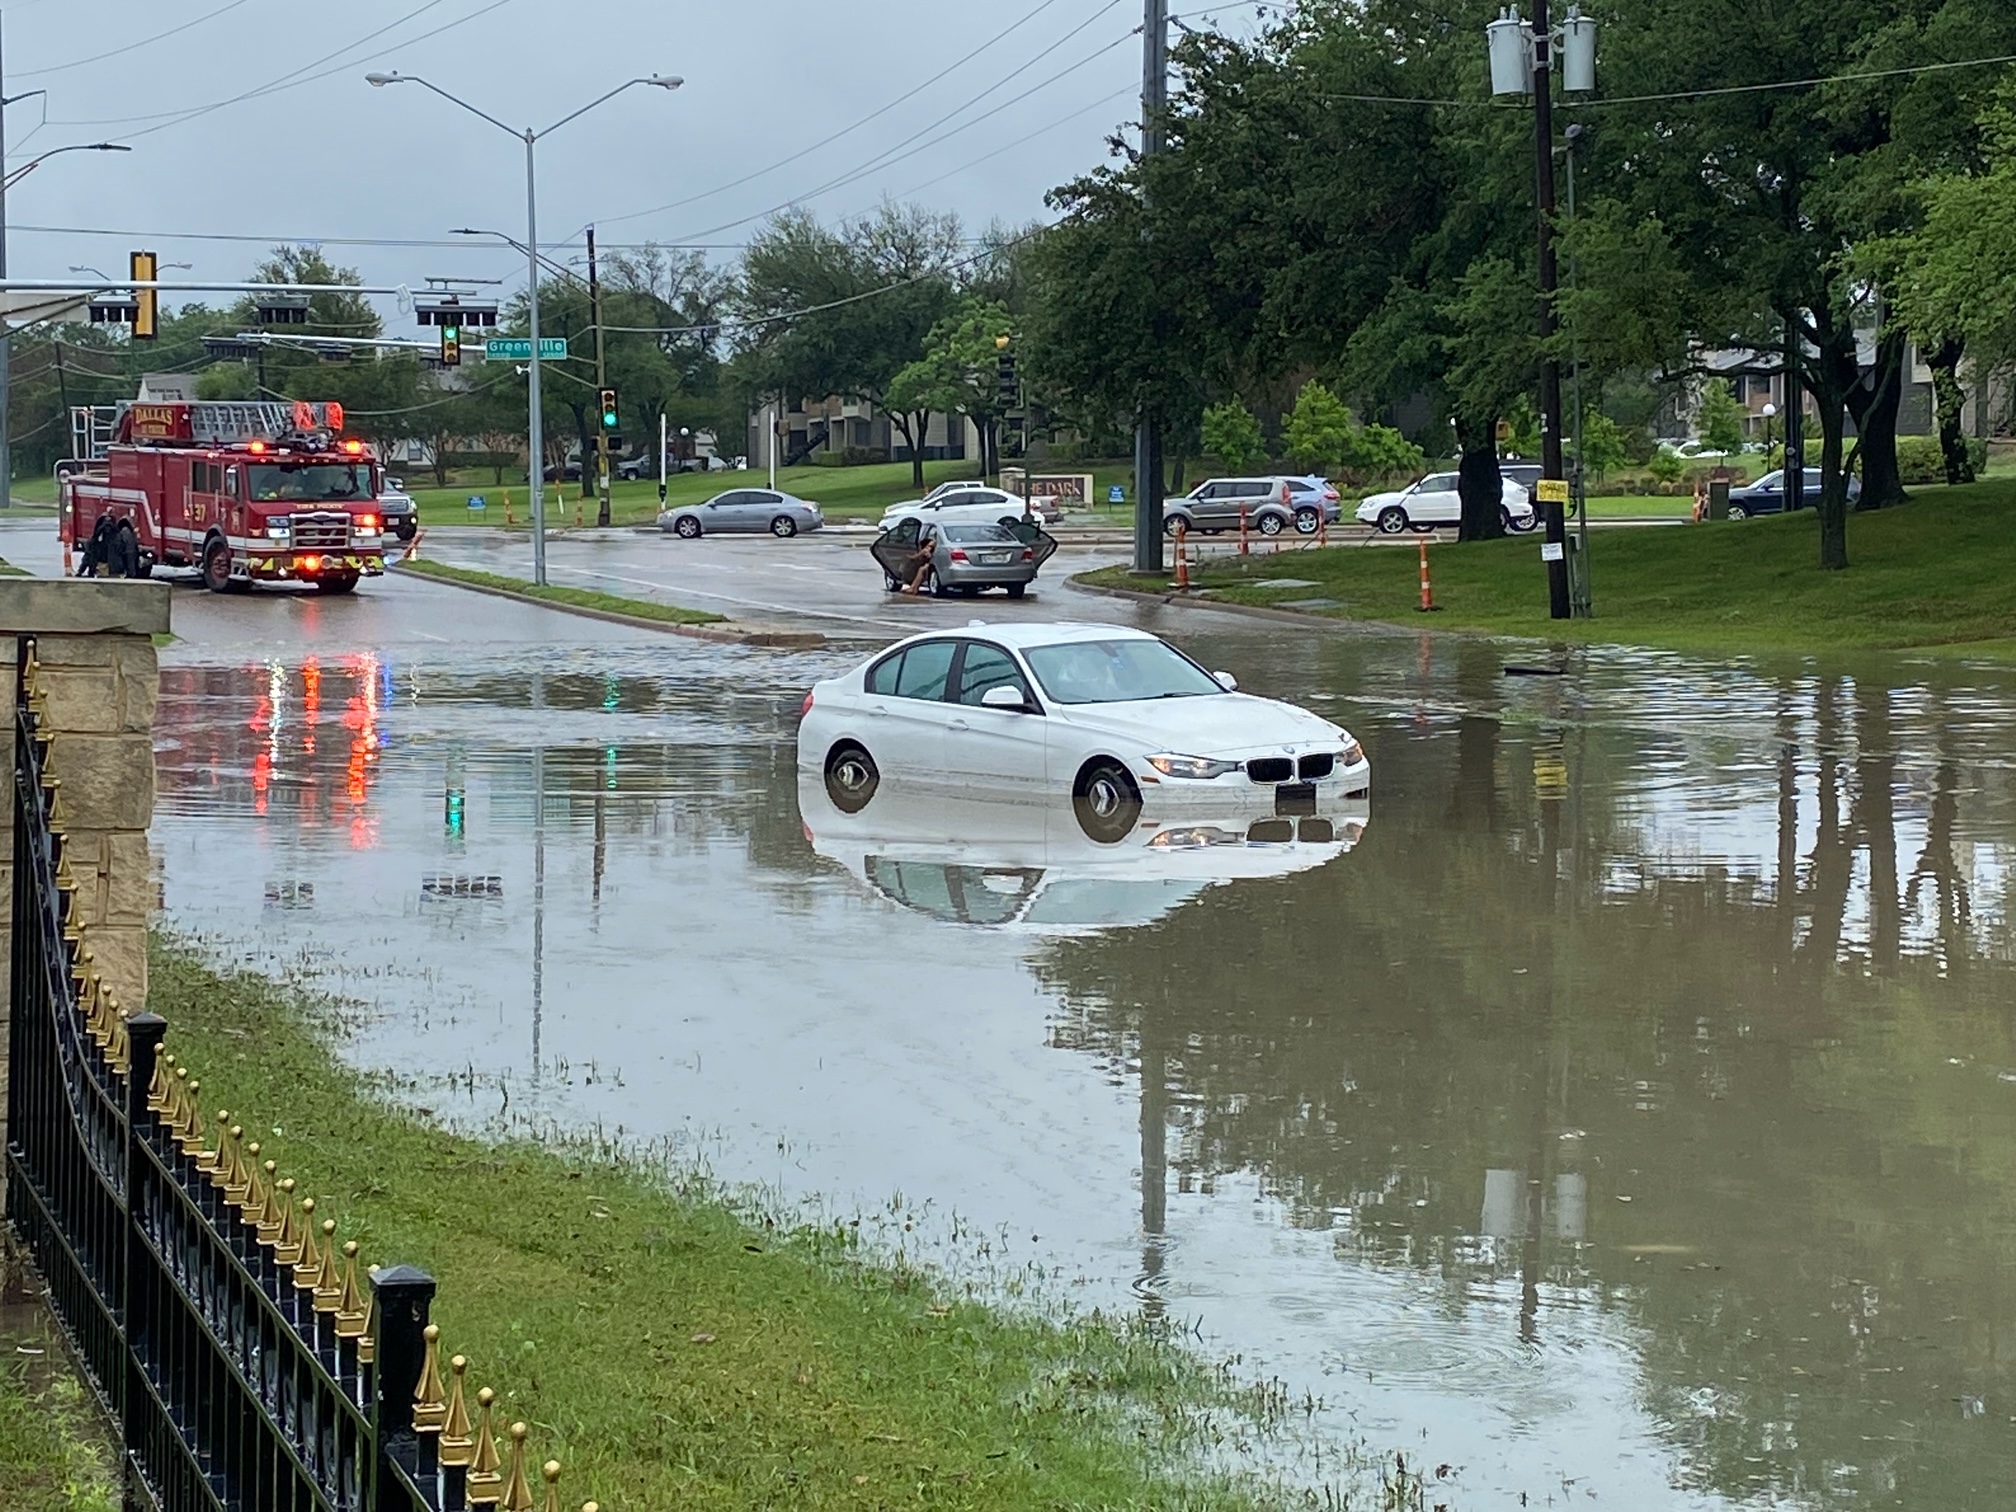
[16,516,2016,1509]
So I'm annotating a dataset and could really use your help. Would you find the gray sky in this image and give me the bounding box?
[0,0,1265,321]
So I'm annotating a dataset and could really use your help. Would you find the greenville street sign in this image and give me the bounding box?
[483,337,569,360]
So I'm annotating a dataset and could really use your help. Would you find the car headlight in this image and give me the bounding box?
[265,519,292,540]
[1340,740,1364,767]
[1146,753,1241,780]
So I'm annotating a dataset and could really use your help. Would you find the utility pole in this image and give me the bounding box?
[1784,317,1804,512]
[1530,0,1571,621]
[587,225,612,528]
[1131,0,1168,575]
[1,12,13,510]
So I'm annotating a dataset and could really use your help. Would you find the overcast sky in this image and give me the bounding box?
[0,0,1266,322]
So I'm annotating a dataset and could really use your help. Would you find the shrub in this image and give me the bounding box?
[1201,400,1268,473]
[1896,433,1990,484]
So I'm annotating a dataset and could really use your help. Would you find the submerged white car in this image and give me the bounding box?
[800,778,1368,935]
[796,623,1371,843]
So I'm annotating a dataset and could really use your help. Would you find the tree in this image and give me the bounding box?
[1200,399,1267,472]
[1697,379,1746,456]
[1283,381,1353,475]
[883,296,1014,479]
[1571,411,1631,483]
[1341,422,1424,485]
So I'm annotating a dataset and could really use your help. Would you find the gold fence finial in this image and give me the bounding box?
[224,1130,255,1206]
[440,1356,474,1467]
[502,1422,535,1512]
[292,1198,322,1290]
[70,942,92,990]
[313,1221,344,1312]
[357,1268,378,1365]
[213,1124,245,1194]
[540,1460,562,1512]
[414,1325,448,1432]
[257,1163,287,1243]
[272,1179,301,1260]
[335,1241,368,1337]
[236,1143,268,1218]
[106,1001,129,1074]
[467,1387,503,1506]
[182,1088,212,1165]
[147,1052,175,1114]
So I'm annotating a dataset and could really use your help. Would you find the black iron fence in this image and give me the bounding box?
[4,637,584,1512]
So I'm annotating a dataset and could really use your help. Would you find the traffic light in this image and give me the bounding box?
[996,351,1018,408]
[599,387,619,429]
[439,322,461,367]
[130,250,158,341]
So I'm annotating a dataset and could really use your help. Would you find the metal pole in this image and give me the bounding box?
[1784,317,1804,511]
[524,129,547,586]
[1131,0,1168,574]
[1,11,13,511]
[768,396,777,489]
[587,225,611,527]
[1565,133,1591,617]
[658,408,667,505]
[1532,0,1570,620]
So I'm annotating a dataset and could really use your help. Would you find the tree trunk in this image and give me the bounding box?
[1928,335,1973,484]
[892,411,930,489]
[1166,449,1187,496]
[1847,329,1906,512]
[1815,392,1849,571]
[1454,415,1505,542]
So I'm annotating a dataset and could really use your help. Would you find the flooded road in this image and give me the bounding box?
[135,565,2016,1509]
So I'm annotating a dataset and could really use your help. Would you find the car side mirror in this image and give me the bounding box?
[1213,671,1238,691]
[980,686,1030,712]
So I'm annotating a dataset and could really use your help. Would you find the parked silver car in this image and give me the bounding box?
[1162,477,1301,538]
[659,488,823,538]
[870,520,1056,598]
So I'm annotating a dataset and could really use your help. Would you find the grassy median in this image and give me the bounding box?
[144,941,1354,1511]
[397,558,728,626]
[1090,479,2016,658]
[0,1315,119,1512]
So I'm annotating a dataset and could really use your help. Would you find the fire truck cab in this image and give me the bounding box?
[61,399,389,595]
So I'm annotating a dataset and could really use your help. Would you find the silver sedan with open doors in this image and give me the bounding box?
[658,488,824,538]
[870,518,1057,598]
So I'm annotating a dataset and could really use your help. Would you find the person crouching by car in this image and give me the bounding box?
[78,513,115,576]
[900,527,939,595]
[106,516,143,578]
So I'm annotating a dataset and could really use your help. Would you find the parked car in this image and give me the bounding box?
[1355,472,1537,534]
[797,623,1372,843]
[1499,462,1543,502]
[1162,477,1303,538]
[540,461,582,483]
[1725,467,1861,518]
[872,521,1041,598]
[658,488,824,538]
[615,455,651,481]
[880,486,1054,531]
[1285,477,1344,528]
[375,477,418,541]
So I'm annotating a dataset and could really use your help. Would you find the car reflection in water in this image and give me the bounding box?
[799,776,1368,934]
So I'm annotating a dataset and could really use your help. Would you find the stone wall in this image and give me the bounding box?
[0,579,169,1194]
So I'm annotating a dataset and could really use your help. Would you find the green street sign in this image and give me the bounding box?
[483,337,569,361]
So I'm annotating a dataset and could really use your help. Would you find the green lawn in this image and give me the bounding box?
[1089,478,2016,657]
[396,558,727,625]
[0,1323,118,1512]
[146,941,1329,1512]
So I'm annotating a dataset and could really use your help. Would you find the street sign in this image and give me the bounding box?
[1535,479,1570,504]
[466,495,487,513]
[1540,541,1565,562]
[1108,484,1125,504]
[483,337,569,361]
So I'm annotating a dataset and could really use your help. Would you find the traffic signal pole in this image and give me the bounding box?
[587,226,612,527]
[1132,0,1168,575]
[524,129,548,586]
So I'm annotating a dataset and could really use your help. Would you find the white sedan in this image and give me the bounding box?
[796,623,1371,843]
[879,485,1050,531]
[1356,471,1536,534]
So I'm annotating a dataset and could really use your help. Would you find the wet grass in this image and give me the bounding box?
[396,558,727,626]
[146,940,1349,1511]
[1085,479,2016,658]
[0,1295,120,1512]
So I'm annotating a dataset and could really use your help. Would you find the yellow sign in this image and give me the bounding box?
[1536,479,1570,503]
[1495,419,1513,441]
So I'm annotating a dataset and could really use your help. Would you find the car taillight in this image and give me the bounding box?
[949,548,969,562]
[1020,548,1034,561]
[800,691,814,719]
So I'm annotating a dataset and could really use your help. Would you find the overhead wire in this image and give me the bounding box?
[12,0,257,79]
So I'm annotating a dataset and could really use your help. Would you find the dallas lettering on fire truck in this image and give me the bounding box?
[60,397,391,595]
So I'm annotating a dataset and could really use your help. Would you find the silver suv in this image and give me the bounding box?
[1163,476,1301,538]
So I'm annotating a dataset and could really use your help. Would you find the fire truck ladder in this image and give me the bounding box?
[68,400,307,460]
[69,405,118,464]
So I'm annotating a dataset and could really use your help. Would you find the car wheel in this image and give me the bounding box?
[1728,504,1749,521]
[313,574,359,595]
[1376,506,1409,534]
[769,515,798,538]
[1162,515,1186,538]
[1257,513,1286,537]
[824,742,879,814]
[201,538,237,594]
[1506,511,1538,534]
[1005,582,1027,600]
[674,515,701,539]
[923,567,949,599]
[1074,758,1142,845]
[1294,507,1320,535]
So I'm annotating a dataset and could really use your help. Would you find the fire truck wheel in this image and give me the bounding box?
[313,575,359,596]
[200,539,238,594]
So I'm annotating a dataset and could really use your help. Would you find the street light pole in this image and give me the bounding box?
[366,71,682,586]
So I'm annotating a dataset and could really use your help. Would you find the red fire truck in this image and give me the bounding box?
[60,399,389,594]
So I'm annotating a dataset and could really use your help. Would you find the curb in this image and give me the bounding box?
[1065,573,1460,640]
[390,564,827,648]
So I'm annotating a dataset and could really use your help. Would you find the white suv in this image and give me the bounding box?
[1356,473,1536,534]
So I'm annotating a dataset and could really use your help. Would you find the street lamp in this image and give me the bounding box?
[0,140,130,509]
[366,71,683,585]
[1761,401,1778,467]
[1486,3,1597,619]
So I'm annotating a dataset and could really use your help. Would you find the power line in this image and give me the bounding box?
[880,85,1136,205]
[12,0,257,79]
[598,0,1085,229]
[1575,51,2016,108]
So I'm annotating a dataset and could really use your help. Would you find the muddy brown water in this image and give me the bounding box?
[146,623,2016,1510]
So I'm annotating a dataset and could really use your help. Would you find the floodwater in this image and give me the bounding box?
[148,619,2016,1511]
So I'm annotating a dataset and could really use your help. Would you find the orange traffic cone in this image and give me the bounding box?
[404,529,424,563]
[1416,537,1439,612]
[1174,522,1190,590]
[503,488,514,527]
[1238,506,1250,555]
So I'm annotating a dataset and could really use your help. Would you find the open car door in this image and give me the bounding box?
[871,519,924,587]
[1003,518,1058,569]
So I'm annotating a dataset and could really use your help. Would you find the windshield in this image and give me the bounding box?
[247,463,372,503]
[940,524,1015,543]
[1023,638,1224,705]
